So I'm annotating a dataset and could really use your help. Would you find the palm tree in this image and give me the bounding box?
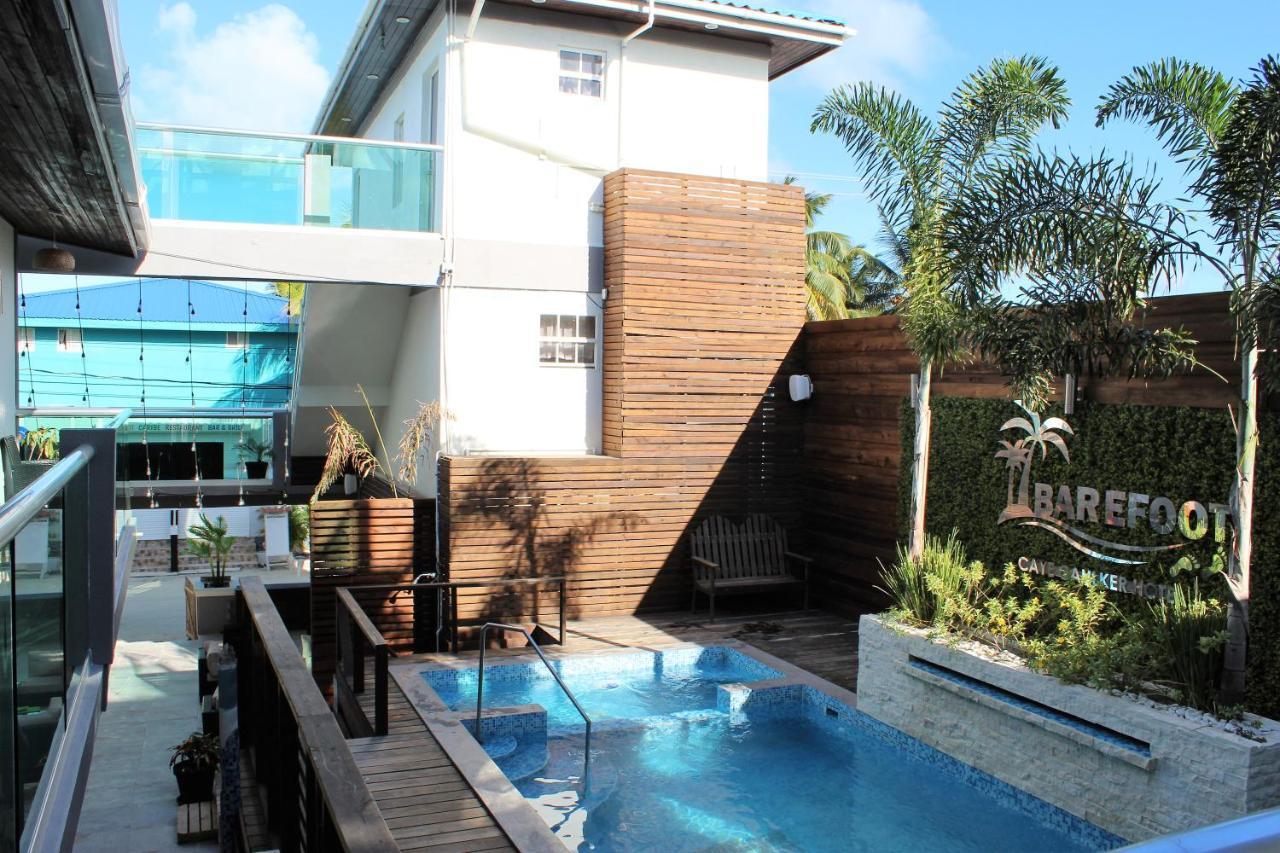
[1095,56,1280,703]
[998,402,1073,515]
[847,245,903,315]
[273,281,305,318]
[786,177,855,320]
[811,55,1070,558]
[995,439,1030,508]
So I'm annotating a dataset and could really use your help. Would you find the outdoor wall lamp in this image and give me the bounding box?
[789,374,813,402]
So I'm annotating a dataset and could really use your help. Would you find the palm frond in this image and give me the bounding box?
[938,54,1071,186]
[1096,57,1237,175]
[811,84,938,237]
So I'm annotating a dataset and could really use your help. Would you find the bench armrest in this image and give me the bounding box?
[783,551,813,564]
[691,556,721,574]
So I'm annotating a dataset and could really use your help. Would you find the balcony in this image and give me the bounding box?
[136,123,442,233]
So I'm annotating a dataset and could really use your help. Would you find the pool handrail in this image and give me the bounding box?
[475,622,592,773]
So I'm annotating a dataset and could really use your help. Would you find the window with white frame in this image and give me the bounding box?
[226,331,249,349]
[558,49,604,98]
[57,328,82,352]
[539,314,597,366]
[17,328,34,354]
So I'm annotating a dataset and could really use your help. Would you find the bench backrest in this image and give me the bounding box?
[690,514,788,579]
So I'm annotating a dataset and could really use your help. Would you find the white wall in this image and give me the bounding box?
[377,287,442,496]
[127,505,264,541]
[351,5,768,484]
[0,217,15,441]
[441,287,602,457]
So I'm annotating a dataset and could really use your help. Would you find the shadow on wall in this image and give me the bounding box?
[467,457,639,631]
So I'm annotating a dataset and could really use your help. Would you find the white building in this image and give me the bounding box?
[293,0,848,495]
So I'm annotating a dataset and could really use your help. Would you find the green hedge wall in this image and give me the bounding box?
[899,396,1280,718]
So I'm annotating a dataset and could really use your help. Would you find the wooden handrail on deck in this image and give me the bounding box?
[335,587,390,737]
[236,577,398,852]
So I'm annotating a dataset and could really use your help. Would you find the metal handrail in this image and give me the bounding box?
[476,623,592,773]
[0,446,94,545]
[136,120,446,152]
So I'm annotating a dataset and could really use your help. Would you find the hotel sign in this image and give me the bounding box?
[994,403,1228,599]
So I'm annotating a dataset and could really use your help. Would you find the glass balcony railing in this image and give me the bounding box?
[136,123,442,233]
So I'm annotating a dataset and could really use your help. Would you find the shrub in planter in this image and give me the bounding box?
[242,437,271,479]
[169,732,219,804]
[187,514,235,588]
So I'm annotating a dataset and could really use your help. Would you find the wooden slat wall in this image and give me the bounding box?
[309,498,435,689]
[802,292,1245,612]
[440,170,809,619]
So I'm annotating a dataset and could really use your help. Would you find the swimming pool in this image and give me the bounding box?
[416,645,1124,852]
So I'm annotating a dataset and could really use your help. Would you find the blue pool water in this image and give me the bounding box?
[421,647,1122,852]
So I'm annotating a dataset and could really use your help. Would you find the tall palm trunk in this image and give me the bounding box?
[1222,343,1258,704]
[908,359,932,559]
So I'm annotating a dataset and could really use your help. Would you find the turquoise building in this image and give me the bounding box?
[18,278,297,479]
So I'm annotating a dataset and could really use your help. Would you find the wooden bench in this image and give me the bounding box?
[689,514,811,621]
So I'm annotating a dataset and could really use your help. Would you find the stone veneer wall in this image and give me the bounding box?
[857,615,1280,842]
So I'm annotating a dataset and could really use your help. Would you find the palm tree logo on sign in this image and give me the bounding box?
[997,402,1073,523]
[994,402,1190,565]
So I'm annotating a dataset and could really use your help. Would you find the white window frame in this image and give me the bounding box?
[539,314,598,368]
[17,327,35,353]
[226,331,249,349]
[57,328,82,353]
[558,48,606,99]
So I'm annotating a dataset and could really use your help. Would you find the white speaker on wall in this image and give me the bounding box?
[789,374,814,402]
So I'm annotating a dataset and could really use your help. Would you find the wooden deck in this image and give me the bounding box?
[348,608,860,851]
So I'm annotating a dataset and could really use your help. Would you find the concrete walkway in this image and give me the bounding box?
[74,566,303,852]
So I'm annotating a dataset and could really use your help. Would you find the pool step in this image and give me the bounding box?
[496,737,548,781]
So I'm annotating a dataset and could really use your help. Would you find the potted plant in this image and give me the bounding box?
[169,732,219,804]
[187,514,235,588]
[242,437,272,479]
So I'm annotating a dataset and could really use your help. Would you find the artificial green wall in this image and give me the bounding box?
[899,396,1280,717]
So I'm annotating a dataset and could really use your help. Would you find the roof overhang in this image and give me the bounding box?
[0,0,147,256]
[313,0,849,136]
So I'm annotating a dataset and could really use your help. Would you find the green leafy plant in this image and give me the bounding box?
[19,427,58,461]
[878,531,985,632]
[187,514,236,586]
[169,732,219,771]
[287,504,310,553]
[981,563,1043,651]
[242,437,272,463]
[1148,582,1229,712]
[1021,576,1147,692]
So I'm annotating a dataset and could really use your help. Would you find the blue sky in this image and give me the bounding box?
[114,1,1280,294]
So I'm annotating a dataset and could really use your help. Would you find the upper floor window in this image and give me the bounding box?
[559,50,604,98]
[226,331,249,349]
[17,328,35,354]
[57,328,82,352]
[539,314,597,367]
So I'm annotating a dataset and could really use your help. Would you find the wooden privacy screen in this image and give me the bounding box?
[440,169,808,620]
[802,292,1245,613]
[309,498,434,689]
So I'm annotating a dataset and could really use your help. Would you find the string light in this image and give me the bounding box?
[73,274,90,404]
[187,279,204,509]
[137,278,156,508]
[18,275,35,407]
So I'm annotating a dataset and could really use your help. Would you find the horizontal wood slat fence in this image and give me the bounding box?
[309,497,434,691]
[802,291,1251,613]
[439,170,808,622]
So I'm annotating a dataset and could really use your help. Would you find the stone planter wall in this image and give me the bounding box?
[857,614,1280,842]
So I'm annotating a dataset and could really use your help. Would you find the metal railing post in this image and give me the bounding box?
[475,623,592,778]
[559,579,567,646]
[61,428,118,673]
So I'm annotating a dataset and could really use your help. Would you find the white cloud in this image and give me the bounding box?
[788,0,947,92]
[133,3,330,132]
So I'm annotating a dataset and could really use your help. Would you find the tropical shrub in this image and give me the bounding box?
[187,514,236,586]
[1147,582,1229,713]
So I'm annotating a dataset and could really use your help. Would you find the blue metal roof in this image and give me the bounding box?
[711,0,844,26]
[22,279,291,326]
